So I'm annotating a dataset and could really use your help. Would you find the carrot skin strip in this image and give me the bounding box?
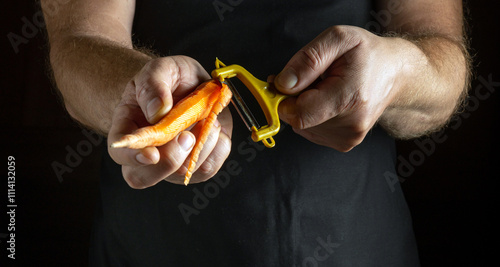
[184,84,232,185]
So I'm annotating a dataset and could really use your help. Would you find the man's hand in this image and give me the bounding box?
[275,26,403,151]
[42,0,234,188]
[275,25,467,151]
[107,56,233,188]
[274,0,468,152]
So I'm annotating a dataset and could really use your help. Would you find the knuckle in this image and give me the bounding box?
[299,45,323,73]
[167,176,186,185]
[300,26,348,72]
[355,90,370,107]
[338,144,356,153]
[336,91,369,115]
[174,165,189,177]
[339,126,368,152]
[296,112,312,129]
[124,173,149,189]
[139,76,165,95]
[197,138,232,179]
[291,91,332,129]
[349,131,366,144]
[199,164,222,182]
[337,137,362,152]
[326,25,362,47]
[146,57,174,72]
[287,117,304,130]
[137,58,176,93]
[218,134,232,153]
[336,145,353,153]
[199,147,230,178]
[350,120,371,135]
[198,160,217,177]
[327,25,349,39]
[294,108,324,130]
[162,150,184,171]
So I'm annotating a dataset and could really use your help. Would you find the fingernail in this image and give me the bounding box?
[178,132,195,151]
[277,68,298,90]
[146,97,163,120]
[136,153,153,165]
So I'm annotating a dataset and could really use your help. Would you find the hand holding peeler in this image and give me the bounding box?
[211,58,291,148]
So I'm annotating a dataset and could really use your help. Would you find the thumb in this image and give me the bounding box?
[134,56,209,124]
[274,26,361,94]
[133,59,175,124]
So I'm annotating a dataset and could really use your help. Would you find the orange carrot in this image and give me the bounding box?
[110,79,232,185]
[111,80,223,149]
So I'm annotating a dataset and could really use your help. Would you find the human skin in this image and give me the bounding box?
[41,0,468,188]
[274,0,469,152]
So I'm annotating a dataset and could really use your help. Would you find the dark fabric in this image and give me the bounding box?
[90,1,420,266]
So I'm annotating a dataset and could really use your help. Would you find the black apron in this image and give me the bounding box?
[90,1,420,266]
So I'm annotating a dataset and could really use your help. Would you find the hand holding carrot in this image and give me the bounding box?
[107,56,233,188]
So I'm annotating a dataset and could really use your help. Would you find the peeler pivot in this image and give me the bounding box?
[211,58,290,148]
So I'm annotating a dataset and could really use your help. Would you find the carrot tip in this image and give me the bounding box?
[184,172,192,186]
[110,139,131,148]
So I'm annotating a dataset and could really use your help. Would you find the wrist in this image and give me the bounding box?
[378,34,469,139]
[50,36,153,135]
[382,35,431,110]
[377,35,437,139]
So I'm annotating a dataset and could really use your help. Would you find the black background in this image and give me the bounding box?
[1,1,498,266]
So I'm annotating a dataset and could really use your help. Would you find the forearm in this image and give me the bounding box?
[379,31,470,139]
[374,0,470,139]
[49,36,152,134]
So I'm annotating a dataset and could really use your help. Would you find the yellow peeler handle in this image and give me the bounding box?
[211,58,290,148]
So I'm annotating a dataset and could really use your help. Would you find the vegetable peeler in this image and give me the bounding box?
[211,58,291,148]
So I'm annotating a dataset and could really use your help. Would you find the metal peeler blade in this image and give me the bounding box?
[223,78,261,132]
[212,58,292,148]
